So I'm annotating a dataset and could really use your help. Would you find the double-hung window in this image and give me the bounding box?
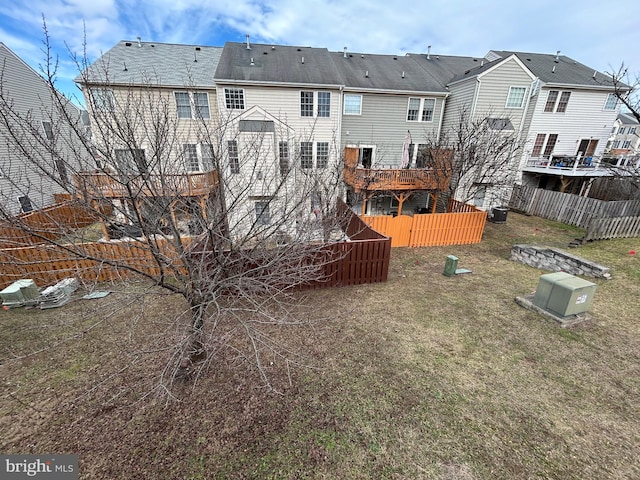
[175,92,211,119]
[300,91,330,117]
[544,90,571,113]
[224,88,245,109]
[115,148,147,174]
[407,98,436,121]
[255,201,271,225]
[505,87,526,108]
[300,142,313,168]
[316,142,329,168]
[228,140,240,174]
[531,134,558,159]
[90,88,115,111]
[184,144,199,171]
[279,141,290,176]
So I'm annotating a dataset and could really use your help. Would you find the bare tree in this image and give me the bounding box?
[607,64,639,123]
[0,30,347,396]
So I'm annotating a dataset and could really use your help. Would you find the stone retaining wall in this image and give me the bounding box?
[510,244,611,279]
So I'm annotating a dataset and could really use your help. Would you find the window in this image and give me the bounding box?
[90,88,115,111]
[224,88,245,110]
[227,140,239,174]
[557,92,571,113]
[544,91,559,112]
[301,91,314,117]
[623,140,631,149]
[316,142,329,168]
[619,127,626,135]
[407,98,420,121]
[184,144,199,171]
[193,92,210,119]
[629,127,637,135]
[613,140,621,148]
[317,92,331,117]
[42,121,54,141]
[543,134,558,157]
[18,196,33,213]
[239,120,274,132]
[604,93,618,110]
[506,86,526,108]
[407,98,436,121]
[300,142,313,168]
[201,144,215,171]
[344,94,362,115]
[115,148,147,174]
[544,90,571,113]
[416,145,431,168]
[532,134,546,157]
[421,99,435,122]
[255,201,270,225]
[175,92,192,118]
[279,141,290,176]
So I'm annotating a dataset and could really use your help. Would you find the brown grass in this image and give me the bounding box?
[1,212,639,479]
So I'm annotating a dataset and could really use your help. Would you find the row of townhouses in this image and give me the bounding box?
[1,39,631,226]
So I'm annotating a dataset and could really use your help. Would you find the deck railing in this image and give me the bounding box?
[73,170,218,199]
[343,166,450,192]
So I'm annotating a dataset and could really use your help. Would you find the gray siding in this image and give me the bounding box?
[440,78,477,137]
[341,93,445,167]
[0,44,82,215]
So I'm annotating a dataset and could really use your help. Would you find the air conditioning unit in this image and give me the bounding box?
[0,279,41,308]
[532,272,596,317]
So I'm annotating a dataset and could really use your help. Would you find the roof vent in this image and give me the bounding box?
[271,46,275,50]
[250,58,255,66]
[365,70,369,78]
[246,35,251,49]
[301,56,305,64]
[343,47,347,58]
[195,47,201,51]
[402,71,405,78]
[592,70,597,79]
[194,51,198,62]
[125,42,132,47]
[361,54,364,58]
[427,45,431,60]
[552,65,556,73]
[123,61,128,71]
[481,60,484,66]
[554,50,560,62]
[137,36,142,47]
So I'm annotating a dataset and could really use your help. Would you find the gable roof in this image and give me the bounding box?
[329,50,447,94]
[618,111,639,125]
[487,50,617,89]
[76,40,222,88]
[214,42,343,87]
[409,52,500,86]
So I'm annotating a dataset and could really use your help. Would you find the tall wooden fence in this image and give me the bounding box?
[510,185,640,241]
[0,201,100,249]
[0,199,391,290]
[509,185,640,229]
[362,203,487,248]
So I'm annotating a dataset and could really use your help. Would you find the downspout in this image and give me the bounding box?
[514,77,537,183]
[470,77,481,120]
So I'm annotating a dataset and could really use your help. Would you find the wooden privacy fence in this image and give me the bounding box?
[363,206,487,248]
[0,198,391,290]
[0,201,100,249]
[509,185,640,229]
[584,216,640,242]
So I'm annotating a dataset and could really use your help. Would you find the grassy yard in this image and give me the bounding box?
[1,212,638,479]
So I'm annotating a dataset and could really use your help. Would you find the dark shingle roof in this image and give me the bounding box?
[488,50,616,88]
[618,112,639,125]
[214,42,343,86]
[329,51,446,93]
[408,53,494,86]
[76,40,222,87]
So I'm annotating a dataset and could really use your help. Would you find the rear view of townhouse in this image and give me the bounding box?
[75,38,626,231]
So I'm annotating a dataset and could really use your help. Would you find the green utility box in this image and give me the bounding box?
[532,272,596,317]
[443,255,459,277]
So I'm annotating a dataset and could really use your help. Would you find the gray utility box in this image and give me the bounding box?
[532,272,596,317]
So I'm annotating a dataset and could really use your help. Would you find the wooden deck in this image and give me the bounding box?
[73,171,218,199]
[343,166,451,192]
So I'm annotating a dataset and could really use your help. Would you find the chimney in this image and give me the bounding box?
[427,45,431,60]
[554,50,560,62]
[343,47,347,58]
[137,36,142,47]
[246,35,251,50]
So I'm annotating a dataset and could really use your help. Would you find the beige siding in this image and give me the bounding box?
[441,78,477,137]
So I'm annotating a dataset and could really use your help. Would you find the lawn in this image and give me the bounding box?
[1,212,638,479]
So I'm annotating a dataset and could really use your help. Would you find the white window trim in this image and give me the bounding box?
[223,88,245,110]
[183,143,214,172]
[406,97,436,122]
[543,90,571,113]
[505,86,527,109]
[343,94,362,115]
[300,91,331,118]
[603,93,619,111]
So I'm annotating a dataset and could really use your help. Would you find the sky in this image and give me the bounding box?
[1,0,638,106]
